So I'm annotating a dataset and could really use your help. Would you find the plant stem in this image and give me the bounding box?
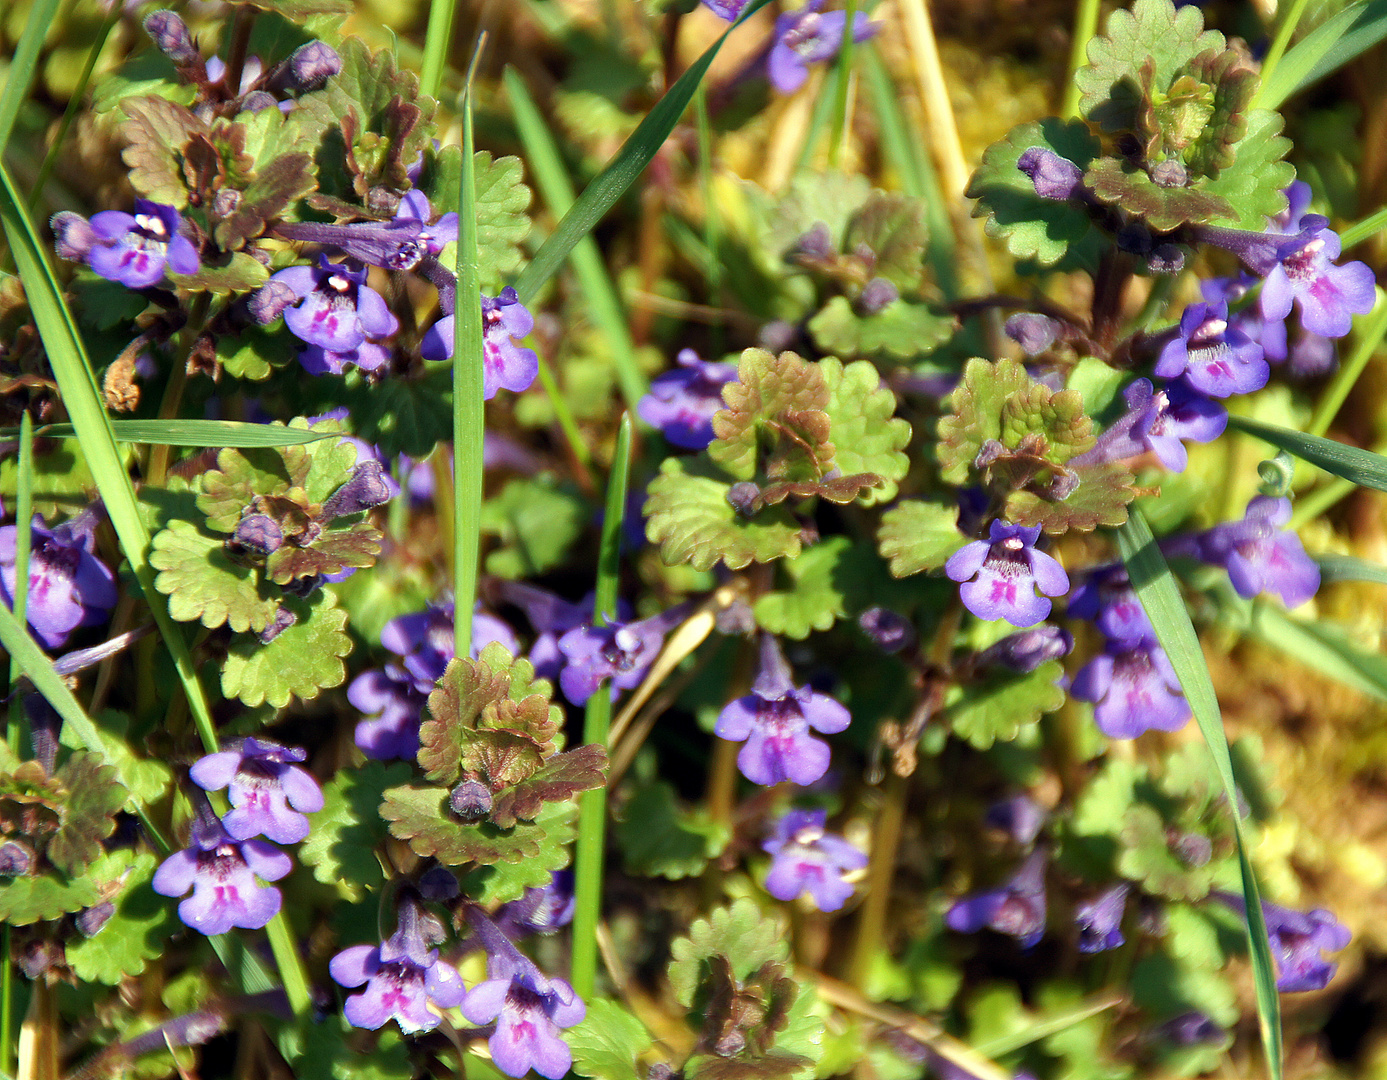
[223,5,256,101]
[264,913,312,1018]
[1306,290,1387,438]
[1341,205,1387,249]
[1061,0,1102,119]
[570,413,633,1001]
[849,768,907,987]
[420,0,460,100]
[1257,0,1312,105]
[828,0,860,167]
[146,295,208,488]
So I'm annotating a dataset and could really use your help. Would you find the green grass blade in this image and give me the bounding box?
[1313,552,1387,586]
[570,412,633,1001]
[0,161,222,758]
[1244,602,1387,701]
[972,993,1122,1059]
[796,63,845,176]
[1340,204,1387,249]
[828,0,860,166]
[510,0,774,305]
[1061,0,1102,119]
[1226,414,1387,492]
[505,67,646,414]
[1117,511,1282,1080]
[1256,0,1313,108]
[1257,0,1387,111]
[0,0,63,158]
[419,0,460,99]
[454,53,485,663]
[0,419,340,446]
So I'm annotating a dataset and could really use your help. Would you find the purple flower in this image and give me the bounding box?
[1214,893,1350,992]
[637,348,738,450]
[1190,496,1320,607]
[1016,147,1085,202]
[1067,564,1153,646]
[462,912,586,1079]
[768,1,877,95]
[151,808,290,935]
[945,521,1069,628]
[494,871,576,940]
[268,255,399,353]
[1075,883,1129,952]
[701,0,750,19]
[714,635,851,787]
[557,607,683,705]
[421,288,539,400]
[1071,639,1191,739]
[984,795,1046,846]
[0,511,118,649]
[85,200,200,288]
[975,625,1073,673]
[946,848,1048,948]
[857,606,916,654]
[1073,379,1226,473]
[275,218,426,272]
[762,808,867,912]
[330,896,467,1033]
[1155,302,1268,398]
[1156,1012,1225,1045]
[489,580,594,683]
[394,190,458,256]
[188,738,323,845]
[299,340,392,376]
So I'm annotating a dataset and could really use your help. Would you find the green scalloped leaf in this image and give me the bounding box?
[807,297,955,361]
[120,95,202,208]
[942,661,1066,749]
[150,519,281,633]
[1076,0,1225,131]
[937,358,1034,484]
[753,535,855,639]
[0,873,100,925]
[217,322,300,381]
[264,520,383,585]
[668,898,790,1008]
[1118,804,1216,901]
[616,780,730,881]
[709,349,833,483]
[490,744,608,829]
[819,357,911,505]
[1006,460,1138,534]
[420,146,533,290]
[645,458,804,572]
[965,120,1101,269]
[569,998,655,1080]
[60,711,173,810]
[380,783,577,868]
[481,476,588,579]
[877,500,968,577]
[221,590,353,708]
[457,800,580,905]
[168,251,270,294]
[1198,110,1295,229]
[48,751,125,876]
[1084,156,1234,232]
[1000,381,1093,464]
[282,1018,415,1080]
[65,851,178,984]
[298,761,411,900]
[842,192,929,289]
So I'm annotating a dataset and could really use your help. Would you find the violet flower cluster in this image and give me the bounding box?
[698,0,877,95]
[0,507,118,650]
[52,199,200,289]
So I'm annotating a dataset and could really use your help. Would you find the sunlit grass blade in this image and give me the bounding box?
[1257,0,1387,111]
[827,0,860,166]
[1061,0,1102,119]
[505,67,646,414]
[570,412,633,1001]
[972,993,1123,1059]
[1244,602,1387,702]
[1255,0,1312,108]
[454,46,486,663]
[1117,511,1282,1080]
[1226,414,1387,492]
[1340,204,1387,249]
[0,0,63,158]
[511,0,775,305]
[0,419,340,446]
[1313,553,1387,586]
[419,0,460,99]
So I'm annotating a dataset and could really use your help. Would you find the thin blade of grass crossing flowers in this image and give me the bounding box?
[1116,512,1283,1080]
[7,412,33,754]
[1341,204,1387,249]
[1256,0,1387,111]
[1227,415,1387,493]
[795,64,845,176]
[1252,0,1312,110]
[1305,288,1387,439]
[1313,553,1387,587]
[0,0,63,159]
[504,67,646,415]
[827,0,860,167]
[511,0,776,305]
[1061,0,1102,119]
[454,44,487,663]
[419,0,461,100]
[571,412,632,1001]
[694,85,724,355]
[1244,602,1387,703]
[0,419,341,447]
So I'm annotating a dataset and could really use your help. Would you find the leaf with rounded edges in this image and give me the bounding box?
[421,147,533,289]
[752,474,882,512]
[48,752,125,876]
[380,783,576,867]
[150,519,281,632]
[966,120,1102,269]
[999,382,1094,463]
[753,535,855,639]
[457,800,579,905]
[819,357,911,505]
[617,780,730,881]
[1076,0,1225,130]
[214,154,317,252]
[120,96,204,208]
[65,851,178,984]
[221,591,352,708]
[197,421,358,531]
[265,520,383,585]
[1198,110,1295,230]
[298,761,411,899]
[569,998,655,1080]
[942,661,1066,749]
[168,252,270,294]
[669,898,790,1008]
[60,711,173,810]
[1084,157,1234,232]
[0,846,135,926]
[490,744,608,829]
[937,358,1033,484]
[807,297,955,361]
[1118,804,1216,901]
[877,500,969,577]
[217,323,300,381]
[645,457,804,572]
[710,350,832,483]
[1006,460,1138,534]
[842,193,928,289]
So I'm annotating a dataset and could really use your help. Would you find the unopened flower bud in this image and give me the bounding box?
[0,840,34,877]
[977,625,1073,673]
[793,221,834,260]
[322,460,393,519]
[1156,1012,1224,1046]
[259,606,297,643]
[76,901,116,938]
[418,866,460,900]
[857,606,915,654]
[51,211,96,263]
[144,10,200,65]
[450,779,493,823]
[288,41,341,91]
[1005,312,1059,356]
[726,481,761,517]
[1150,159,1188,188]
[232,513,283,556]
[1016,146,1084,201]
[239,91,279,113]
[19,941,61,979]
[1170,830,1212,867]
[248,280,298,325]
[211,188,243,217]
[1149,243,1186,274]
[857,276,899,315]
